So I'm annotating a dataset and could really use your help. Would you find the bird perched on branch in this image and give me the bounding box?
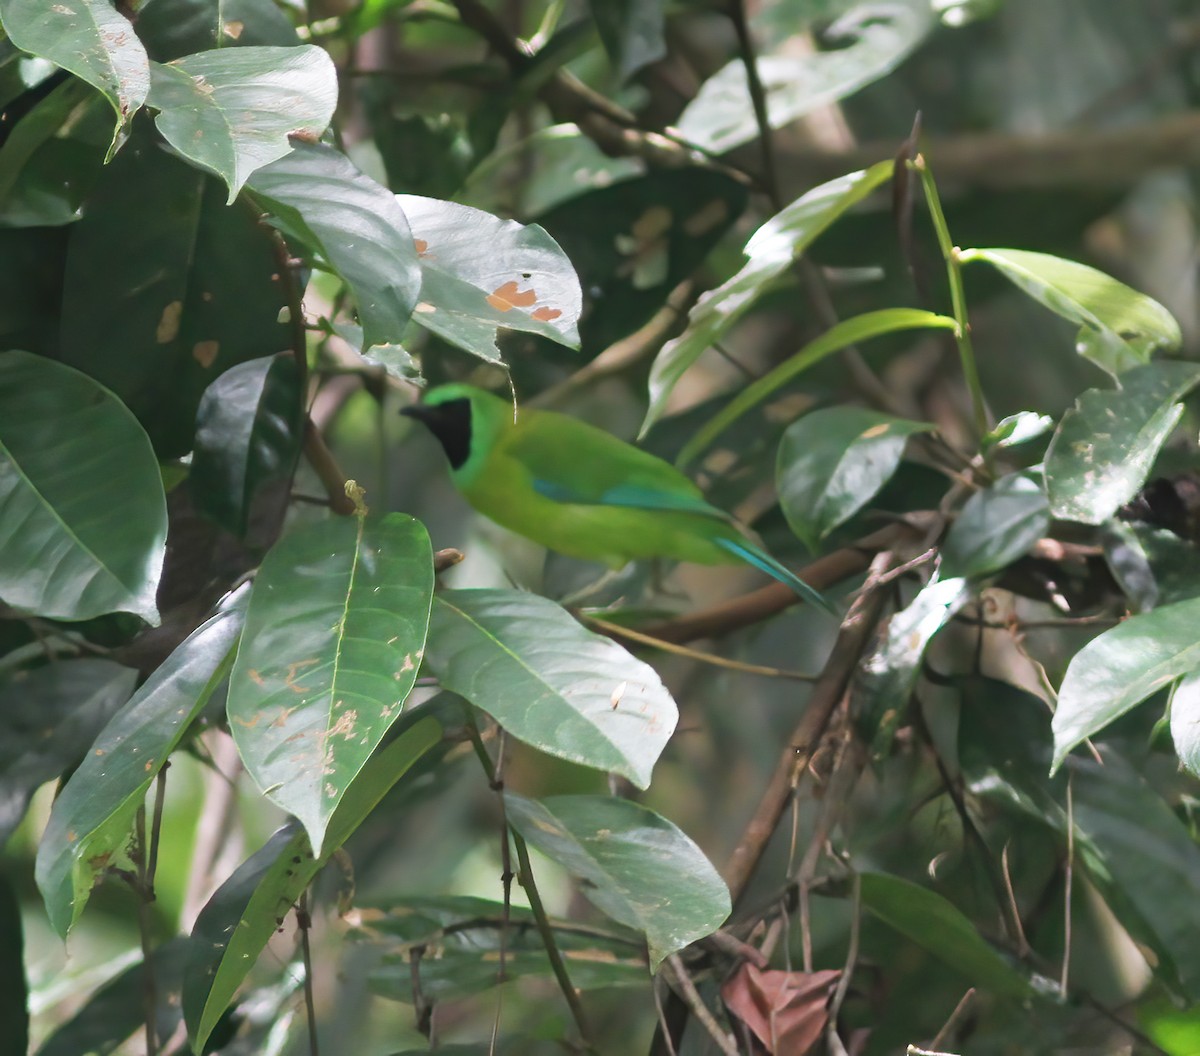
[402,383,833,613]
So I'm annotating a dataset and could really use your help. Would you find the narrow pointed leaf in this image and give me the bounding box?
[227,513,433,855]
[184,717,441,1054]
[0,0,149,149]
[960,248,1182,376]
[425,589,677,788]
[677,308,956,466]
[0,658,136,844]
[506,793,729,967]
[0,350,166,623]
[247,141,422,351]
[643,162,893,436]
[940,471,1050,579]
[191,352,304,537]
[35,601,244,937]
[399,195,582,362]
[1052,595,1200,771]
[859,873,1032,998]
[776,407,933,549]
[1044,361,1200,524]
[148,45,337,202]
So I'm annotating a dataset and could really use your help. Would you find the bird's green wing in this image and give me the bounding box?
[505,410,733,522]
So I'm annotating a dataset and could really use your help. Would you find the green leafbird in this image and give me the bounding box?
[401,384,833,613]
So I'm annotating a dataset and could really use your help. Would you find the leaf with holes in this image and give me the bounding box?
[35,600,244,937]
[184,717,440,1053]
[776,407,933,550]
[399,195,582,363]
[642,162,892,437]
[1044,361,1200,524]
[960,248,1182,377]
[506,793,729,967]
[0,350,166,622]
[227,513,433,855]
[247,141,421,353]
[1052,594,1200,771]
[0,0,149,152]
[148,45,337,202]
[425,589,677,788]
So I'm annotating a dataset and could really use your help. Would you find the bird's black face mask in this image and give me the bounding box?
[400,398,472,470]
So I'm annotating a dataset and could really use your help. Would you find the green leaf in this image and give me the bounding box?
[642,161,893,437]
[227,514,433,855]
[0,350,166,623]
[0,0,149,152]
[1044,361,1200,524]
[184,717,441,1054]
[0,658,136,844]
[1169,668,1200,777]
[191,352,304,537]
[59,129,291,457]
[35,601,244,937]
[137,0,300,62]
[1051,595,1200,771]
[1103,522,1200,612]
[505,793,729,967]
[675,308,957,466]
[399,194,583,362]
[981,410,1054,452]
[776,407,933,549]
[425,589,677,788]
[675,1,933,154]
[589,0,665,78]
[940,471,1050,579]
[960,248,1182,376]
[853,576,971,757]
[859,873,1031,998]
[148,45,337,203]
[246,141,421,352]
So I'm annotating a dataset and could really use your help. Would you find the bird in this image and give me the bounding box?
[401,383,833,613]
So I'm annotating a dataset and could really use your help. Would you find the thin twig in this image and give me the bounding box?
[728,0,782,209]
[584,615,815,680]
[297,891,320,1056]
[651,977,680,1056]
[1000,844,1030,957]
[1062,773,1074,996]
[930,987,975,1051]
[134,801,158,1056]
[825,873,861,1054]
[663,955,739,1056]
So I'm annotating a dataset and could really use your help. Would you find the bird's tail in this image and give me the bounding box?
[714,537,837,616]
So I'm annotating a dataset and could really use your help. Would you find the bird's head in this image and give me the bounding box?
[400,383,509,471]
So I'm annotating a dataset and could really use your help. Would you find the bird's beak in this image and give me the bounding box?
[399,403,431,422]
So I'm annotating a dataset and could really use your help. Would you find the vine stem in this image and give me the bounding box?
[913,155,991,439]
[297,890,320,1056]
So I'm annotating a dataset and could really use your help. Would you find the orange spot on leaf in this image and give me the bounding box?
[414,239,429,256]
[486,280,538,312]
[531,306,562,322]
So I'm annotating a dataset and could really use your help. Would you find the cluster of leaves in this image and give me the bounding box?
[2,0,1200,1054]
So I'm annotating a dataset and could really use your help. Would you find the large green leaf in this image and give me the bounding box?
[776,407,933,550]
[0,658,136,844]
[59,130,291,457]
[940,471,1050,580]
[960,248,1182,377]
[191,352,304,537]
[0,350,166,623]
[642,162,893,436]
[859,873,1032,998]
[246,141,421,352]
[505,793,729,967]
[0,0,149,151]
[675,309,957,466]
[1044,361,1200,524]
[148,45,337,202]
[1051,595,1200,771]
[425,589,677,788]
[675,0,933,154]
[399,194,582,362]
[35,601,244,937]
[184,717,441,1054]
[227,513,433,855]
[1104,522,1200,612]
[852,576,971,757]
